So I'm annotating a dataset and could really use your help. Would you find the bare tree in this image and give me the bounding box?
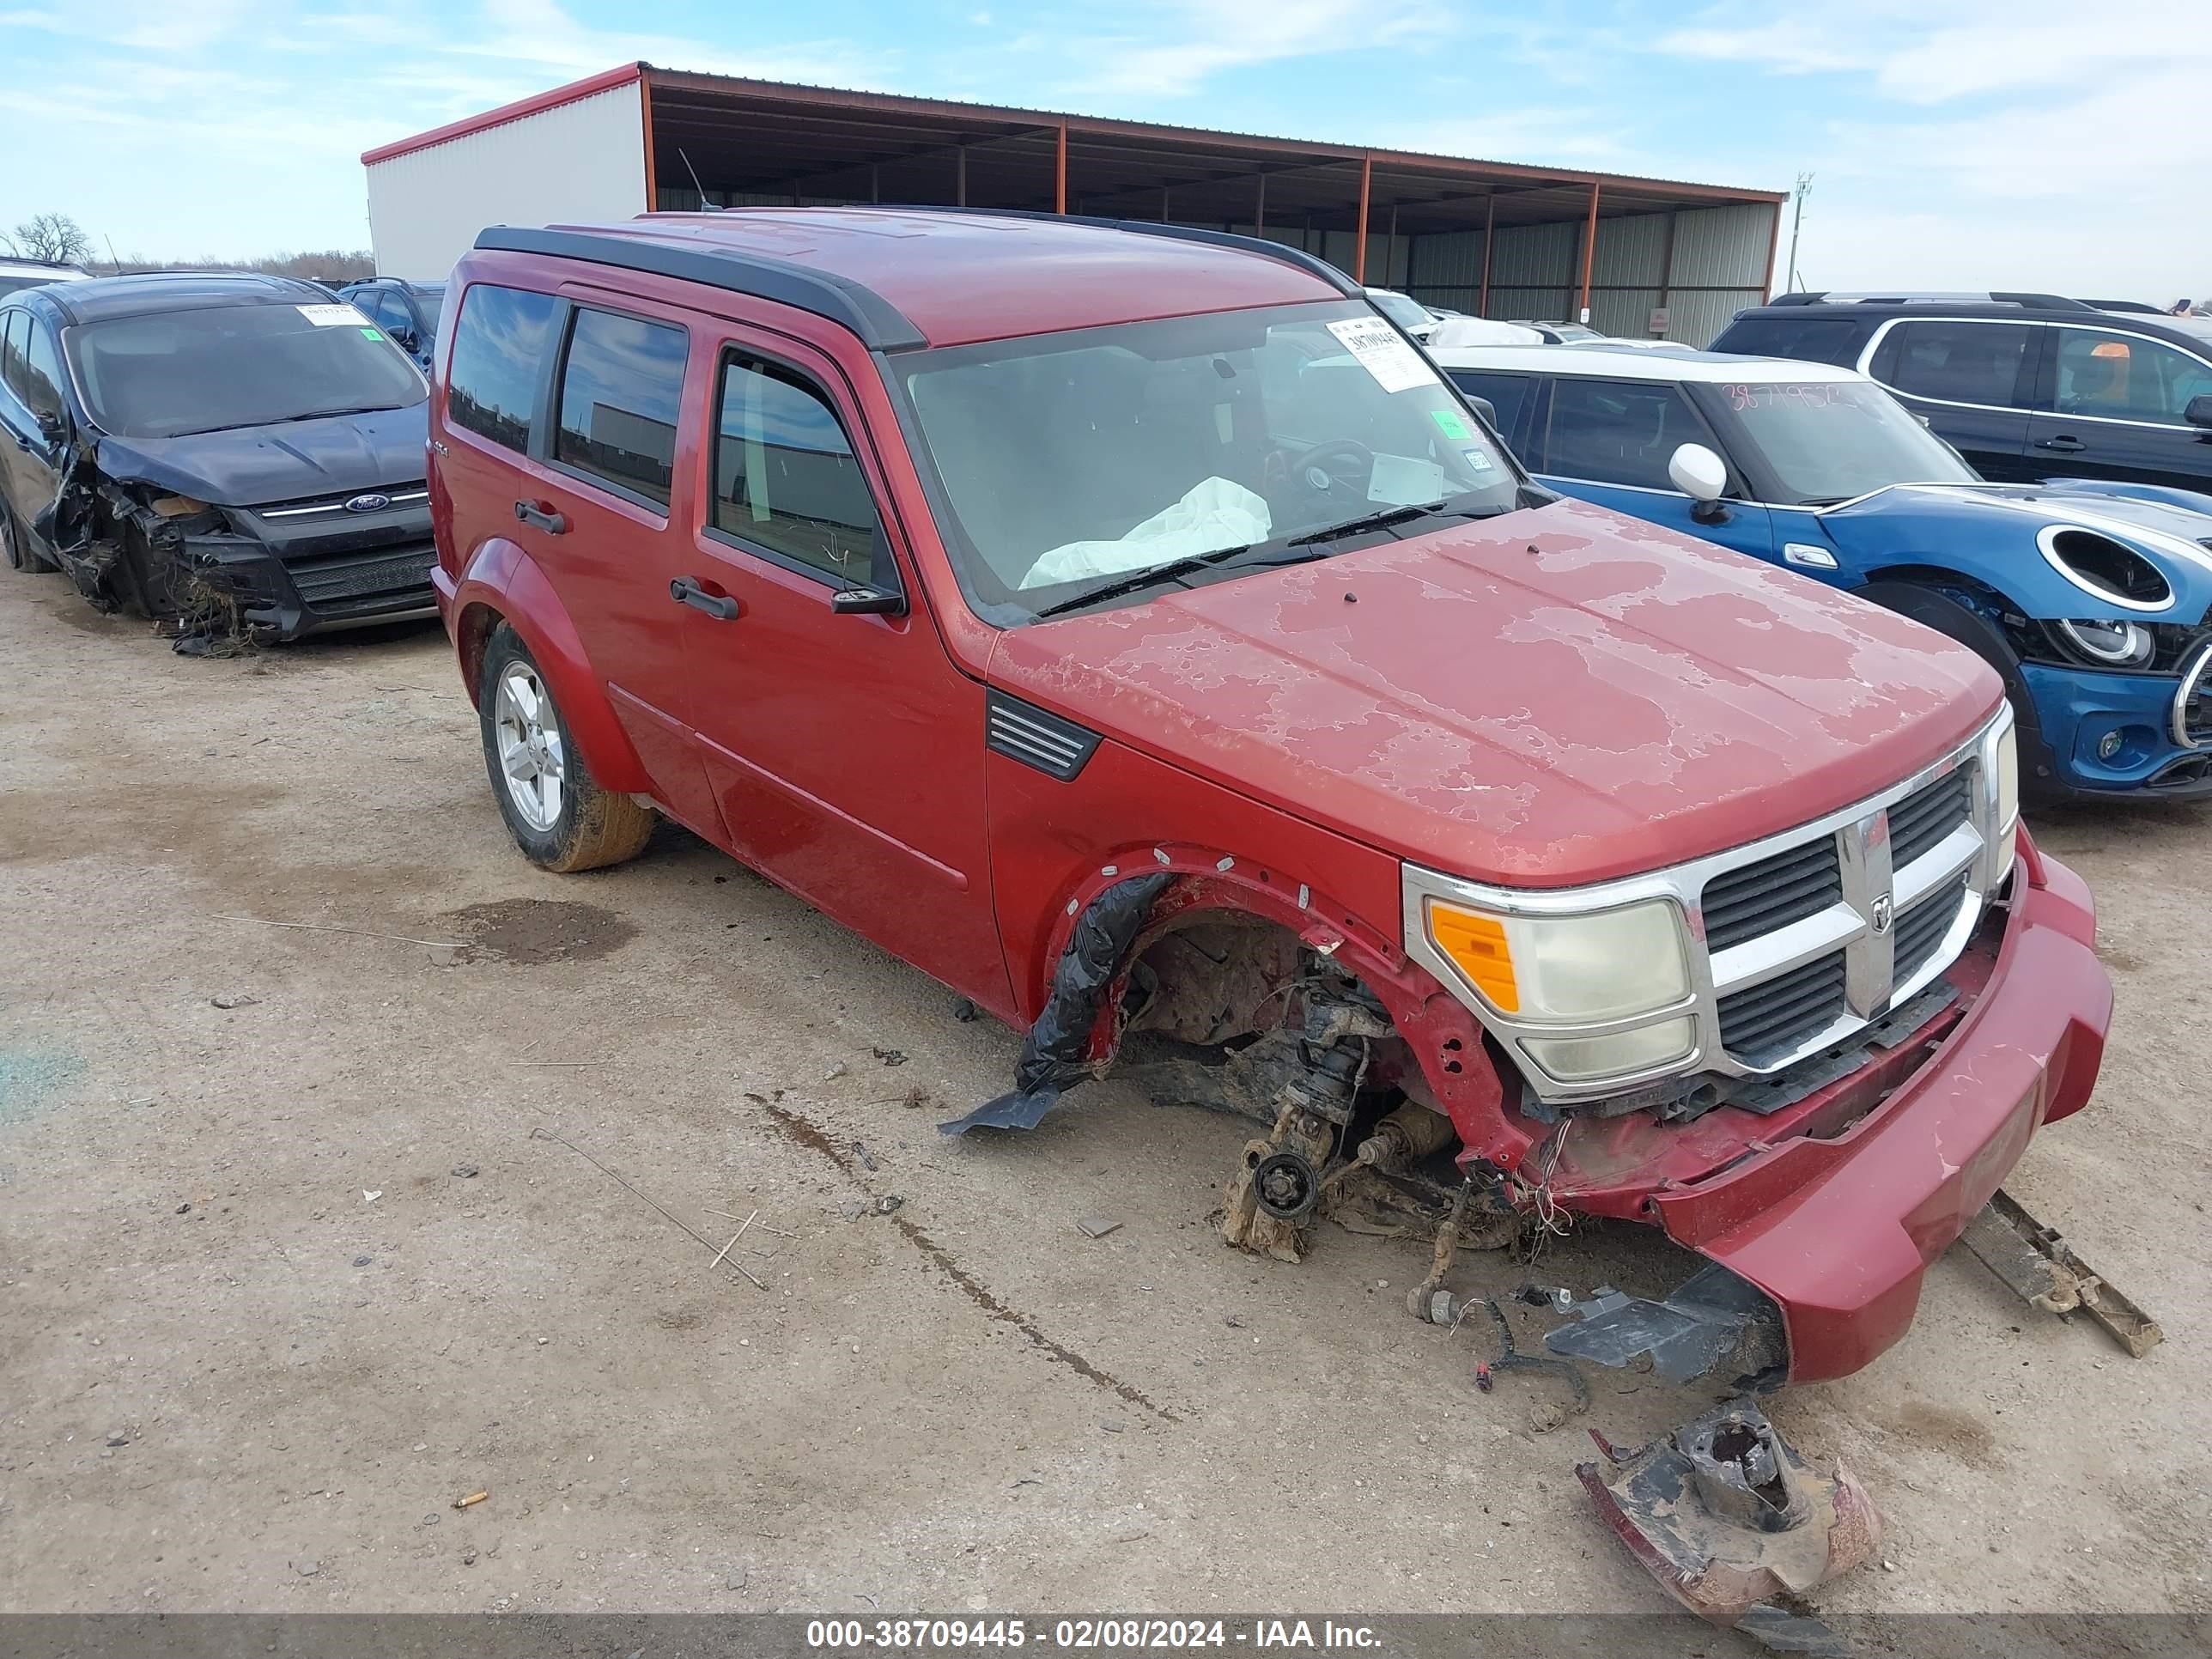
[7,212,94,265]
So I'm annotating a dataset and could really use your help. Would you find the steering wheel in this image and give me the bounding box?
[1282,438,1374,496]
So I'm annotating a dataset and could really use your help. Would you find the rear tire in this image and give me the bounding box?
[477,623,655,872]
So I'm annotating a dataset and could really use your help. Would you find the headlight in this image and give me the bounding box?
[2055,619,2154,668]
[1994,720,2019,880]
[1424,896,1690,1021]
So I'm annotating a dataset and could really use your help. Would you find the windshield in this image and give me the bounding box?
[894,300,1525,620]
[1365,290,1432,331]
[66,301,427,439]
[1710,378,1977,504]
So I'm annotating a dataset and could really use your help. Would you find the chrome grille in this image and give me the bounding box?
[1403,710,2010,1107]
[1717,951,1847,1067]
[1889,770,1971,867]
[1893,875,1968,985]
[255,483,429,520]
[1700,837,1841,952]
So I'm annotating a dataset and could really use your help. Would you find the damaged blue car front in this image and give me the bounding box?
[1435,343,2212,801]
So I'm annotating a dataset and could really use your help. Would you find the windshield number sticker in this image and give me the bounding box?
[1724,382,1850,412]
[1327,317,1439,394]
[1430,407,1473,440]
[297,303,370,328]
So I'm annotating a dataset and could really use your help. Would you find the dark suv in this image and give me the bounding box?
[338,277,443,369]
[0,273,439,639]
[1711,293,2212,497]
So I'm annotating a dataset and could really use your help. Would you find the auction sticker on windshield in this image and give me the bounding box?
[296,303,371,327]
[1326,316,1438,394]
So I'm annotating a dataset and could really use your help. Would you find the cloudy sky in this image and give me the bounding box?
[0,0,2202,301]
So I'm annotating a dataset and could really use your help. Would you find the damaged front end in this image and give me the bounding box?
[40,449,439,648]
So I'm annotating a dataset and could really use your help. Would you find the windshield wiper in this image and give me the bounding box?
[1029,545,1255,620]
[277,404,408,423]
[1285,490,1518,548]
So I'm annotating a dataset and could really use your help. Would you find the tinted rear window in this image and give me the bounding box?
[553,307,688,507]
[446,283,561,454]
[1711,316,1865,366]
[69,301,426,440]
[1878,320,2034,409]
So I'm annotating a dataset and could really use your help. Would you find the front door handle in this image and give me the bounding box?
[671,576,739,620]
[514,499,568,533]
[2034,436,2086,453]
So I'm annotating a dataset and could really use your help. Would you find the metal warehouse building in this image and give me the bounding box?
[363,63,1784,345]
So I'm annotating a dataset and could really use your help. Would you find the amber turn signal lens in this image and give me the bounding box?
[1427,902,1518,1012]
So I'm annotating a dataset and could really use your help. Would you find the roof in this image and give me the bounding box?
[33,272,338,325]
[480,209,1348,349]
[0,258,89,278]
[1736,296,2212,349]
[1431,343,1864,384]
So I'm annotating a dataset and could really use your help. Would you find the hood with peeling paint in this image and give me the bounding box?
[988,496,2003,888]
[92,404,428,509]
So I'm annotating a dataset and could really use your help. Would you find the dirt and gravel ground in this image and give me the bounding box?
[1,571,2207,1620]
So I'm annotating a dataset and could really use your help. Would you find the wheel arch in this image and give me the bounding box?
[448,537,653,795]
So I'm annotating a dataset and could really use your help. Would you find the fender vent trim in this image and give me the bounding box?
[987,690,1102,781]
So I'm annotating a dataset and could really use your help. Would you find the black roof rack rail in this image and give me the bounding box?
[1764,289,2098,313]
[1990,291,2095,310]
[473,225,929,351]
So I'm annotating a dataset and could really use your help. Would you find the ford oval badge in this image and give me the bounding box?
[345,492,392,514]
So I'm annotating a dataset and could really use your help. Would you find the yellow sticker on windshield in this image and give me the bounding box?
[1431,408,1472,440]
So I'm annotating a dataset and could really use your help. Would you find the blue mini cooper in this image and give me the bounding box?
[1434,343,2212,801]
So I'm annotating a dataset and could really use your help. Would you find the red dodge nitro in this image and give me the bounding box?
[426,210,2112,1389]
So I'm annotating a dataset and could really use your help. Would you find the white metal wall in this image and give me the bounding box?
[1401,199,1778,343]
[366,81,648,282]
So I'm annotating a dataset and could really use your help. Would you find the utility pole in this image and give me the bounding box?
[1784,172,1813,295]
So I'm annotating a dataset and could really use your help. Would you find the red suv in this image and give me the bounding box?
[427,210,2112,1389]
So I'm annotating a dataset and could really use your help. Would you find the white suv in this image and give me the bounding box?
[0,258,92,300]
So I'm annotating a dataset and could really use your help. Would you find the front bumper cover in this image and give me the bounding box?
[1645,849,2108,1382]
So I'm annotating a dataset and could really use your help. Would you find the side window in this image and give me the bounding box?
[711,353,878,581]
[18,316,65,419]
[1543,377,1710,490]
[552,307,688,508]
[1715,316,1864,366]
[2051,329,2212,424]
[0,311,26,404]
[445,283,562,455]
[1443,371,1534,448]
[365,290,409,333]
[1880,321,2034,409]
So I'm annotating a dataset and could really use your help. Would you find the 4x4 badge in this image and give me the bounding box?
[1869,893,1894,935]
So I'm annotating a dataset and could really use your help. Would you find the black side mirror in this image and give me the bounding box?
[2186,394,2212,433]
[1468,397,1498,428]
[830,585,906,617]
[34,409,64,447]
[833,520,908,616]
[392,327,419,354]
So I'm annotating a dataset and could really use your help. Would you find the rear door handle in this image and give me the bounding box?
[671,576,739,620]
[513,499,568,533]
[2034,436,2086,453]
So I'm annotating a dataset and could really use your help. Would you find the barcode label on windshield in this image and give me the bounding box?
[297,304,370,327]
[1327,317,1439,394]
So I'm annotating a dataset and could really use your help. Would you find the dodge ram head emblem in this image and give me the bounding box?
[1869,893,1894,935]
[345,492,392,514]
